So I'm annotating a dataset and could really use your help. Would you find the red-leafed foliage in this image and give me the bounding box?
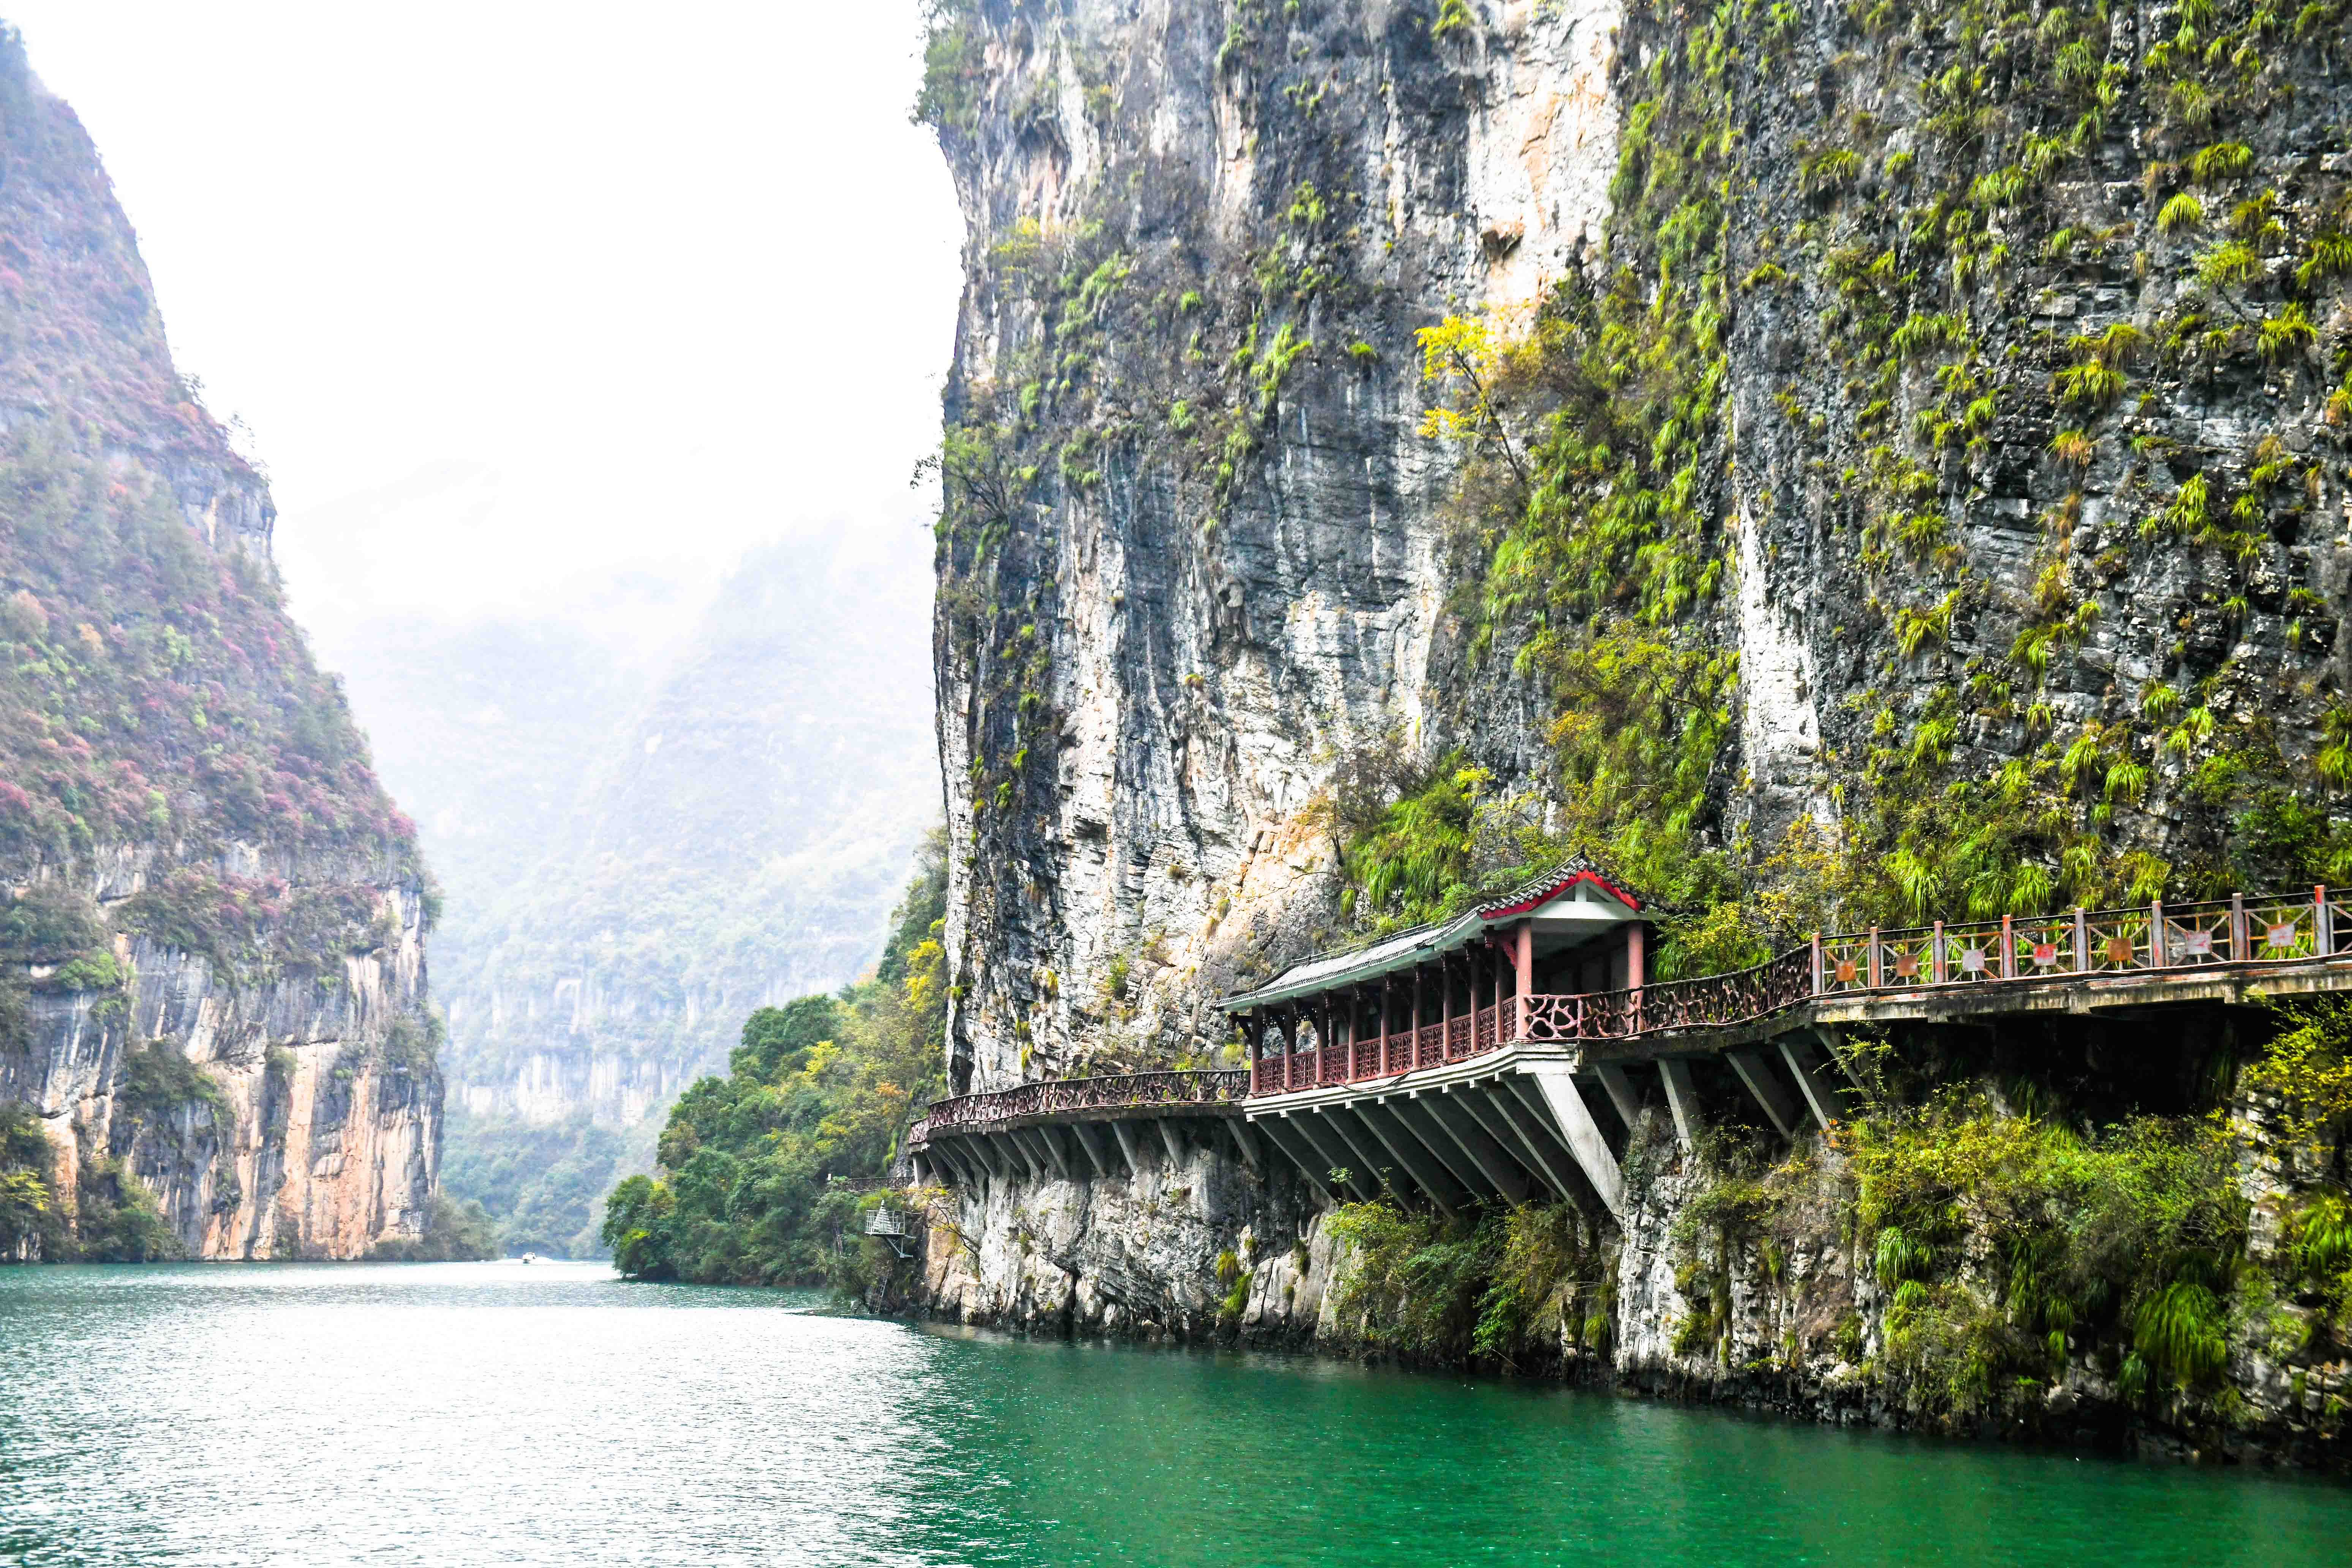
[0,426,417,871]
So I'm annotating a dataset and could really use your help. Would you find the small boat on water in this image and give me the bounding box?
[520,1252,537,1265]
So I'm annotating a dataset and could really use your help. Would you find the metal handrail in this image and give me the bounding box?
[912,1069,1249,1141]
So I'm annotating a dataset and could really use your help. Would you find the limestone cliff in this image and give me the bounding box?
[0,27,438,1259]
[907,0,2352,1465]
[894,1076,2347,1467]
[928,0,2352,1083]
[929,0,1633,1093]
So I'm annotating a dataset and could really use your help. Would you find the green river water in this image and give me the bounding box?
[2,1262,2347,1566]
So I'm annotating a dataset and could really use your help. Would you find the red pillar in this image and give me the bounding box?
[1410,965,1423,1069]
[1437,956,1449,1061]
[1626,921,1646,990]
[1514,918,1533,1042]
[1484,942,1499,1048]
[1356,986,1367,1076]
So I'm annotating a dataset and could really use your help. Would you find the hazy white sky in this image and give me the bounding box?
[4,3,963,660]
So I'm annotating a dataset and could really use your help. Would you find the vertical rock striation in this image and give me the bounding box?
[907,0,2352,1464]
[929,0,1626,1093]
[0,28,439,1258]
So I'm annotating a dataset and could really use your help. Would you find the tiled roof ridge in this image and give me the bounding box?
[1223,855,1647,1003]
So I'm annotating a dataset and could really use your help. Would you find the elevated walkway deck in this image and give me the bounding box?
[908,887,2352,1220]
[903,1070,1249,1190]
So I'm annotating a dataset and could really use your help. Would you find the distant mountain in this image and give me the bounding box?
[337,534,937,1253]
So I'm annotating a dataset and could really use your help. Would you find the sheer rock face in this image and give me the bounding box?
[933,0,1623,1094]
[0,38,438,1257]
[902,1144,1338,1340]
[936,0,2352,1082]
[913,0,2352,1466]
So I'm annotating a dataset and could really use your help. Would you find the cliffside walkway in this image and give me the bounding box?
[904,1070,1251,1191]
[906,885,2352,1222]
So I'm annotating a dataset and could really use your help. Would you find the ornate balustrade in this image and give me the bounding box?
[913,1069,1249,1142]
[1242,885,2350,1095]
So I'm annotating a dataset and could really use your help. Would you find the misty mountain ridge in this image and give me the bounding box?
[326,528,936,1252]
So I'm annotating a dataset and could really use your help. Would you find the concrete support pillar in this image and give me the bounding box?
[1449,1091,1562,1203]
[1355,1100,1458,1213]
[976,1134,1016,1182]
[1524,1067,1625,1217]
[1727,1050,1802,1138]
[1386,1097,1487,1199]
[1777,1036,1853,1132]
[1316,1108,1398,1200]
[1225,1117,1261,1175]
[1481,1082,1585,1201]
[944,1138,979,1183]
[1658,1059,1705,1152]
[1288,1113,1375,1200]
[1592,1061,1643,1132]
[1423,1091,1530,1202]
[1354,1101,1463,1216]
[1069,1120,1113,1179]
[952,1141,987,1187]
[1252,1115,1336,1204]
[1157,1118,1187,1167]
[1808,1024,1866,1091]
[1009,1128,1051,1182]
[1110,1120,1145,1178]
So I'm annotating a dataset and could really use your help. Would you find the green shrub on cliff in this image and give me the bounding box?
[71,1155,177,1263]
[2248,998,2352,1149]
[0,1105,61,1260]
[0,428,420,873]
[601,841,948,1286]
[1845,1089,2248,1414]
[1364,0,2352,973]
[1326,1197,1611,1369]
[0,1104,192,1262]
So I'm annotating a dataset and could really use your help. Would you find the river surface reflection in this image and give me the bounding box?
[1,1261,2347,1565]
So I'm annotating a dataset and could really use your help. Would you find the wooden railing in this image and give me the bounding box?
[907,1069,1249,1145]
[1245,886,2348,1095]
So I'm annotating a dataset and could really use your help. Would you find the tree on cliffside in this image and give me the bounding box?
[602,835,948,1285]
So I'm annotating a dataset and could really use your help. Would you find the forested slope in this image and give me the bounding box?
[0,25,446,1260]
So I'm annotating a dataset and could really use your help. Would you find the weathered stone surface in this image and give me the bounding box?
[0,39,438,1258]
[931,0,1624,1094]
[908,0,2352,1465]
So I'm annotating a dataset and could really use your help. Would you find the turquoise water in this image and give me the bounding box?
[1,1263,2346,1565]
